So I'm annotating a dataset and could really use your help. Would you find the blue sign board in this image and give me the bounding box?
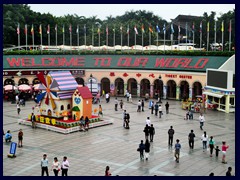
[9,142,17,155]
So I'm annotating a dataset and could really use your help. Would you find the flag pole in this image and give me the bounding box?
[127,25,129,52]
[207,22,209,51]
[120,25,122,51]
[229,20,232,52]
[48,24,50,48]
[25,24,28,50]
[214,21,216,51]
[156,27,158,52]
[63,24,65,52]
[92,25,94,46]
[39,24,42,52]
[55,24,57,48]
[200,21,202,49]
[84,25,87,49]
[113,25,115,51]
[17,23,20,50]
[221,21,224,51]
[192,23,195,48]
[186,22,188,50]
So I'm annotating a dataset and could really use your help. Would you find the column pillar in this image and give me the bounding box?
[176,86,180,100]
[189,87,192,101]
[163,85,167,99]
[225,95,230,113]
[124,83,127,96]
[137,84,140,97]
[150,84,154,98]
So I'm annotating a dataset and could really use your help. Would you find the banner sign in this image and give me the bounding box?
[9,142,17,155]
[3,55,229,72]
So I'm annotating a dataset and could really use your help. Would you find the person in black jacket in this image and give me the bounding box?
[168,126,175,146]
[188,130,196,149]
[165,102,169,114]
[149,124,155,142]
[144,139,150,160]
[143,125,150,140]
[139,140,145,160]
[141,100,145,112]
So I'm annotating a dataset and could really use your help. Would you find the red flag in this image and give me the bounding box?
[24,24,27,35]
[47,24,50,34]
[17,24,20,34]
[69,24,72,33]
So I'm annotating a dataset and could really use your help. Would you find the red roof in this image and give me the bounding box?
[76,86,93,99]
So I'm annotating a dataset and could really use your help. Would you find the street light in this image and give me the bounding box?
[11,76,15,104]
[90,74,93,94]
[158,75,162,103]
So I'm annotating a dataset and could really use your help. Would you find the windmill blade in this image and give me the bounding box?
[38,84,47,90]
[50,79,59,89]
[50,94,56,110]
[45,94,49,105]
[46,75,52,88]
[36,72,47,87]
[36,92,46,103]
[51,91,58,98]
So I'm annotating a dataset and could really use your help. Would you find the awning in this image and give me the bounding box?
[203,92,224,98]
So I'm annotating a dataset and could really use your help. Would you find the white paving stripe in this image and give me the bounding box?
[11,162,40,176]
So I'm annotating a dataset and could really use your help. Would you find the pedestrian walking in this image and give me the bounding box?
[102,90,105,98]
[138,140,145,160]
[201,131,208,151]
[199,113,205,130]
[188,130,195,149]
[149,124,155,142]
[145,139,150,160]
[17,103,21,115]
[51,157,61,176]
[141,100,145,111]
[122,110,126,128]
[119,99,123,109]
[126,91,129,101]
[15,94,19,104]
[174,139,181,163]
[79,116,85,131]
[98,105,103,117]
[105,92,110,103]
[151,101,154,114]
[158,105,162,118]
[137,100,141,112]
[168,126,175,146]
[154,103,159,116]
[226,167,233,176]
[145,117,151,127]
[31,113,36,129]
[165,102,169,114]
[125,113,130,129]
[18,129,23,147]
[208,136,215,157]
[143,125,150,140]
[221,141,229,164]
[41,154,49,176]
[215,146,221,157]
[85,116,90,131]
[61,156,70,176]
[105,166,112,176]
[129,93,132,103]
[115,97,118,111]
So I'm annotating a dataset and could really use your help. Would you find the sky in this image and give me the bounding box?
[28,4,235,22]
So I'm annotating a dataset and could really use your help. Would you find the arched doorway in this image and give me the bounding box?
[192,82,202,100]
[167,80,176,99]
[140,79,150,97]
[101,78,110,94]
[153,79,163,100]
[115,78,124,96]
[48,109,52,116]
[180,81,189,100]
[18,78,29,85]
[75,77,85,86]
[127,78,137,96]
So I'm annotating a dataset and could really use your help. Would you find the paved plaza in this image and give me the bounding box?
[3,97,235,176]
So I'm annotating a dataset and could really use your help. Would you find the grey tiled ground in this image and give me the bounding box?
[3,97,235,176]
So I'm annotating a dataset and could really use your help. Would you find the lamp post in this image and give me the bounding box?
[158,75,162,103]
[11,76,15,104]
[90,74,93,94]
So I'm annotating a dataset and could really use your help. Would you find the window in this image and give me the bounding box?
[61,105,64,111]
[67,104,71,109]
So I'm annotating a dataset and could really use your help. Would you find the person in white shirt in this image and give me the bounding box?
[51,157,61,176]
[137,100,141,112]
[61,156,70,176]
[201,131,208,151]
[105,93,109,103]
[146,117,151,127]
[199,113,205,130]
[158,105,162,118]
[129,93,132,102]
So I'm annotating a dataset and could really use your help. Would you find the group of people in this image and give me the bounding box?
[41,154,70,176]
[4,129,23,148]
[79,116,90,131]
[150,101,170,118]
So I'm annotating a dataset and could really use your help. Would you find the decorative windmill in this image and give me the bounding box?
[36,72,59,110]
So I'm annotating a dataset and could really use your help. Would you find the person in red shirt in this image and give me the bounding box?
[221,141,229,164]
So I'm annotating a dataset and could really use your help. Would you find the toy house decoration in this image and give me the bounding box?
[36,71,78,118]
[72,86,93,120]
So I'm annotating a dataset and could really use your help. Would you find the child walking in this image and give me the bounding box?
[221,141,229,164]
[18,129,23,147]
